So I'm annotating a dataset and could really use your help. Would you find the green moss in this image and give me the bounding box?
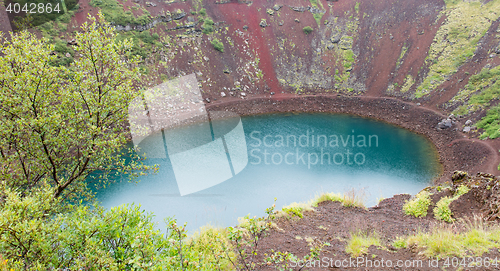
[90,0,152,25]
[400,75,414,93]
[451,66,500,139]
[415,0,500,97]
[477,106,500,139]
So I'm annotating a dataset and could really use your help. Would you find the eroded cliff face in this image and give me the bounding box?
[25,0,500,138]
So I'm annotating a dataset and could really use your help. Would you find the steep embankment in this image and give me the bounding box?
[37,0,500,175]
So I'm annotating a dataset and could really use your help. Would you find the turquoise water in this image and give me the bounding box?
[94,113,441,232]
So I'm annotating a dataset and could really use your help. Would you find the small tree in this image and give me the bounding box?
[0,13,155,201]
[303,26,314,34]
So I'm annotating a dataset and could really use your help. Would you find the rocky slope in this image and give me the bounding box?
[35,0,500,164]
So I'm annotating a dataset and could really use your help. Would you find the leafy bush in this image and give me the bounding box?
[403,191,432,218]
[202,25,213,34]
[434,196,454,222]
[303,26,314,34]
[205,18,214,25]
[199,8,206,16]
[202,18,215,34]
[433,185,470,222]
[211,39,224,52]
[0,184,237,270]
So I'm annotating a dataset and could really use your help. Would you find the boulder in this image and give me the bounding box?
[465,120,473,126]
[172,11,186,20]
[259,19,267,28]
[291,6,308,12]
[221,92,226,97]
[437,118,453,129]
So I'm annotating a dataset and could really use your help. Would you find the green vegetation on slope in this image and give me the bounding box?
[395,217,500,258]
[309,0,324,26]
[452,66,500,139]
[278,190,366,219]
[416,0,500,98]
[0,185,237,270]
[90,0,151,25]
[434,185,470,222]
[403,190,432,218]
[346,231,382,257]
[211,38,224,52]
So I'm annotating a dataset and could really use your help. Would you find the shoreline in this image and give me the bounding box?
[205,94,500,183]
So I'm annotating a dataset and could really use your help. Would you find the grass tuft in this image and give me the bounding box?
[346,231,382,257]
[405,216,500,258]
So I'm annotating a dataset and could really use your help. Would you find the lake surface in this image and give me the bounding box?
[94,113,441,232]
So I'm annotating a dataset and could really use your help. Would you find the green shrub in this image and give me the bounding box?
[433,185,470,222]
[211,39,224,52]
[403,191,432,218]
[54,40,71,54]
[202,18,215,34]
[202,25,213,34]
[434,196,454,222]
[204,18,214,25]
[199,8,206,16]
[282,206,305,218]
[303,26,314,34]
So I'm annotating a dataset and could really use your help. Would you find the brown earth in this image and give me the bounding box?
[228,171,500,271]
